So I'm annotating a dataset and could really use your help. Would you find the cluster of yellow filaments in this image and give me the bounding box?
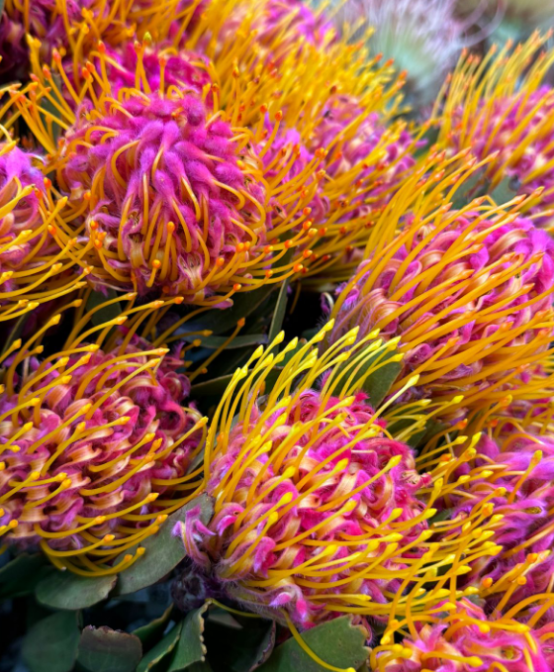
[370,593,554,672]
[435,31,554,221]
[175,322,503,641]
[324,158,554,418]
[0,294,210,576]
[4,0,423,304]
[0,131,90,321]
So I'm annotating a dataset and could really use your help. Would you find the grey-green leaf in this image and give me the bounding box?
[114,493,214,596]
[186,283,276,335]
[137,622,183,672]
[183,333,268,350]
[330,342,402,408]
[489,176,516,206]
[133,604,174,649]
[36,571,117,610]
[167,604,208,671]
[0,554,49,599]
[204,615,275,672]
[22,611,80,672]
[77,627,142,672]
[267,278,289,348]
[257,616,368,672]
[87,288,123,327]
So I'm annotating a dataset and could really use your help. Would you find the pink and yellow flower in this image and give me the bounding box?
[10,11,414,303]
[437,33,554,226]
[0,298,206,575]
[175,323,500,640]
[325,191,554,414]
[0,138,88,321]
[371,597,554,672]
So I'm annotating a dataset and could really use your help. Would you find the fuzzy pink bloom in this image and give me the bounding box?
[442,429,554,618]
[448,87,554,223]
[0,142,80,318]
[375,598,554,672]
[179,388,431,629]
[0,333,204,571]
[326,210,554,404]
[0,144,51,287]
[310,93,417,219]
[86,42,212,100]
[60,90,266,300]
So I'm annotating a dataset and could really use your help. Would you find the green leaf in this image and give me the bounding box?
[36,571,117,610]
[450,170,486,210]
[86,288,123,327]
[0,553,49,599]
[257,617,368,672]
[1,312,26,358]
[330,343,402,408]
[77,626,142,672]
[183,333,268,350]
[133,604,174,650]
[267,278,289,348]
[167,604,208,671]
[22,611,80,672]
[489,176,516,205]
[114,493,214,596]
[186,283,277,335]
[137,622,183,672]
[430,508,453,525]
[205,616,275,672]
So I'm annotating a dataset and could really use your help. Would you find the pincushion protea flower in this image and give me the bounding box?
[325,189,554,415]
[371,596,554,671]
[0,137,89,322]
[11,19,416,303]
[0,0,136,84]
[431,418,554,616]
[437,33,554,225]
[0,296,206,576]
[174,321,501,656]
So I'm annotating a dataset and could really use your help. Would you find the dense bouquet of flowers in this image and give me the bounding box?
[1,2,554,672]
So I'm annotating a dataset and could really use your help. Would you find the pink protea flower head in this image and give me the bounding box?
[0,299,206,575]
[14,31,414,304]
[310,92,418,242]
[79,40,212,101]
[439,425,554,617]
[372,597,554,672]
[59,89,268,302]
[325,194,554,413]
[439,34,554,226]
[0,140,87,321]
[0,13,28,83]
[163,0,335,63]
[1,0,135,82]
[174,324,501,632]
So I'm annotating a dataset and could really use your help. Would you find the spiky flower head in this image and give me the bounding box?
[12,19,414,303]
[174,323,501,637]
[0,0,135,83]
[0,138,87,322]
[435,421,554,616]
[371,597,554,672]
[437,34,554,226]
[0,298,206,575]
[325,190,554,415]
[205,0,336,64]
[335,0,468,106]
